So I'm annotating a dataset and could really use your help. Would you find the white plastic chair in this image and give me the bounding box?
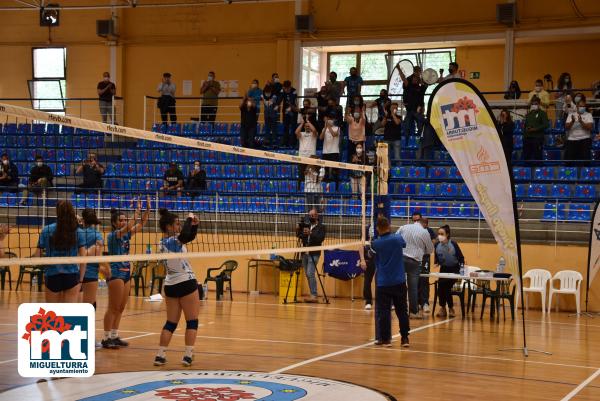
[521,269,551,313]
[547,270,583,314]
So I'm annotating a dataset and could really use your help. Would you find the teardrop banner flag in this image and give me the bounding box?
[586,202,600,311]
[427,79,522,282]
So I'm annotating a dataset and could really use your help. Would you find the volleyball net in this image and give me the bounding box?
[0,102,373,267]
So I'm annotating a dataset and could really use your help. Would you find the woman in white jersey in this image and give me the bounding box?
[154,209,200,367]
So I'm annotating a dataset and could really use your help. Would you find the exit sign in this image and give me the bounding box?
[469,72,480,79]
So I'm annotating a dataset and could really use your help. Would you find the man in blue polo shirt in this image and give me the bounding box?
[370,216,410,347]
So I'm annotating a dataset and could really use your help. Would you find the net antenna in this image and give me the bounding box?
[0,102,373,268]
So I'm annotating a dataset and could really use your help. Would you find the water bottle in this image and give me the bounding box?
[202,283,208,300]
[269,243,276,260]
[98,279,107,289]
[459,264,465,277]
[32,275,38,289]
[497,256,506,273]
[146,244,152,254]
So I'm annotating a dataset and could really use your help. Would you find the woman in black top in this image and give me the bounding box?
[504,80,521,100]
[383,101,402,163]
[497,109,514,162]
[434,225,465,318]
[240,96,258,148]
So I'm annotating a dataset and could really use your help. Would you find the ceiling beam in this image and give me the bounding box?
[13,0,39,8]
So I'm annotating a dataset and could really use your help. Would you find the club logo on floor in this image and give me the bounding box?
[6,371,395,400]
[17,303,95,378]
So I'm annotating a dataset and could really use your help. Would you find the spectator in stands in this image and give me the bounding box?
[528,79,550,111]
[418,217,436,314]
[281,80,298,148]
[200,71,221,123]
[295,118,318,188]
[320,113,340,184]
[497,109,515,162]
[565,99,594,161]
[299,98,318,129]
[370,216,410,348]
[374,89,390,125]
[555,72,573,121]
[161,162,184,196]
[246,79,262,117]
[346,95,366,157]
[20,155,53,205]
[325,71,344,104]
[523,96,549,161]
[359,223,375,310]
[416,107,439,160]
[563,94,577,118]
[396,217,434,319]
[344,67,363,105]
[350,143,366,196]
[0,154,18,190]
[304,156,324,213]
[271,72,282,95]
[325,97,344,127]
[316,86,329,128]
[97,72,116,124]
[157,72,176,124]
[400,66,427,140]
[240,96,258,148]
[504,80,521,100]
[297,207,326,303]
[434,225,465,318]
[383,101,402,162]
[76,152,105,190]
[437,62,460,82]
[186,161,207,196]
[262,83,281,148]
[573,92,586,105]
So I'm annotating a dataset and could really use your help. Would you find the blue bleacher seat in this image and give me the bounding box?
[3,124,17,134]
[395,183,416,195]
[575,185,596,200]
[512,167,531,181]
[448,167,462,180]
[580,167,600,181]
[528,184,548,198]
[460,184,471,199]
[428,167,447,180]
[513,120,523,134]
[557,167,578,181]
[513,135,523,150]
[408,202,428,216]
[543,203,567,221]
[450,202,474,218]
[390,166,406,179]
[437,183,459,198]
[430,202,449,217]
[183,123,197,136]
[543,150,562,161]
[338,182,351,194]
[534,167,555,181]
[408,166,426,179]
[514,184,526,198]
[567,203,591,221]
[406,136,419,150]
[46,124,60,135]
[418,183,436,197]
[552,119,565,134]
[390,200,407,218]
[550,184,571,198]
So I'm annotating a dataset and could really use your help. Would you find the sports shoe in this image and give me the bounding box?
[111,337,129,347]
[95,341,102,349]
[182,356,193,367]
[448,308,456,318]
[422,304,431,313]
[436,308,447,318]
[101,338,119,349]
[153,356,167,366]
[409,312,423,320]
[364,303,372,310]
[374,340,392,347]
[401,337,410,348]
[304,296,318,303]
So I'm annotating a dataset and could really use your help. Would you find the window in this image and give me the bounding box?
[29,48,66,112]
[329,53,357,79]
[301,48,321,97]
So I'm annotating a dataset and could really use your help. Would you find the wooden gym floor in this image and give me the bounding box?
[0,289,600,401]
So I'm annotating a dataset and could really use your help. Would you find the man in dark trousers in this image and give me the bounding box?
[418,217,437,313]
[297,208,326,303]
[370,216,410,347]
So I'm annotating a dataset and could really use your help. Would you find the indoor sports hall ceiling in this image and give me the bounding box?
[0,0,294,10]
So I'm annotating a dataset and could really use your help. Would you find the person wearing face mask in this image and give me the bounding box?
[523,96,549,161]
[161,162,184,197]
[563,94,577,119]
[240,96,258,148]
[527,79,550,111]
[281,80,299,148]
[434,225,465,318]
[554,72,574,121]
[319,114,340,184]
[565,99,594,161]
[21,155,53,205]
[325,97,344,128]
[76,152,105,191]
[0,154,19,190]
[383,102,402,163]
[97,72,116,124]
[262,83,281,148]
[271,72,282,95]
[350,144,366,195]
[304,156,324,213]
[296,208,326,303]
[200,71,221,123]
[400,66,427,141]
[346,95,366,158]
[504,80,521,100]
[299,98,318,131]
[186,161,207,197]
[295,117,318,188]
[246,79,262,117]
[343,67,364,106]
[316,86,329,127]
[374,89,390,122]
[497,109,515,162]
[325,71,343,104]
[157,72,177,124]
[437,62,460,83]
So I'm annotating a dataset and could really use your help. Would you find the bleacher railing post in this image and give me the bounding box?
[554,198,558,256]
[143,95,147,131]
[214,192,219,237]
[41,189,46,228]
[274,193,279,247]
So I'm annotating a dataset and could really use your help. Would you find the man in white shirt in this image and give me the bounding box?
[157,72,177,123]
[397,218,434,318]
[319,113,340,184]
[295,120,318,189]
[438,62,461,83]
[565,99,595,161]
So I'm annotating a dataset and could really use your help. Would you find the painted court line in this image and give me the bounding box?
[121,333,157,341]
[561,368,600,400]
[172,334,351,348]
[270,318,454,374]
[0,358,17,365]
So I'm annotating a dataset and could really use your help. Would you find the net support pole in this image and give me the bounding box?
[41,188,46,228]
